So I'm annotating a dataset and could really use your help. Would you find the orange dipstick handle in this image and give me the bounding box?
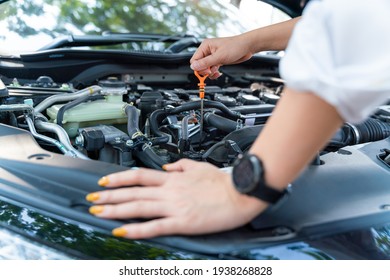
[194,70,210,146]
[194,70,209,99]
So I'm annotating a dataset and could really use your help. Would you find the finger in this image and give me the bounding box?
[98,168,168,187]
[162,158,198,172]
[190,41,212,63]
[86,186,162,204]
[111,218,182,239]
[190,57,218,73]
[89,200,169,220]
[209,71,222,80]
[190,60,212,74]
[210,65,219,74]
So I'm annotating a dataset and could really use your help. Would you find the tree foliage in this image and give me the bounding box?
[3,0,246,41]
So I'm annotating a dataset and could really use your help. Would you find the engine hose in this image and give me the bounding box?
[201,141,226,160]
[327,118,390,150]
[149,109,169,138]
[56,95,104,126]
[25,116,70,156]
[347,118,390,144]
[150,135,170,145]
[133,147,167,170]
[203,126,264,164]
[204,112,238,133]
[125,106,168,169]
[168,100,241,120]
[34,85,101,113]
[125,105,141,137]
[35,119,90,160]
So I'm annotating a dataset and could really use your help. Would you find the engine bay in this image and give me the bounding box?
[0,67,390,170]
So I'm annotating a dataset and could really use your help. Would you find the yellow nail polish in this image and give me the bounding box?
[98,176,109,186]
[89,205,104,214]
[86,192,100,202]
[162,164,168,171]
[112,227,127,237]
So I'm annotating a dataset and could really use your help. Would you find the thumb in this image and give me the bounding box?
[190,54,221,73]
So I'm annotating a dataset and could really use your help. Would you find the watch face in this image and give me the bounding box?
[233,155,259,193]
[233,154,285,204]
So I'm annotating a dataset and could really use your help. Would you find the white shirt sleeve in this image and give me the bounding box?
[279,0,390,124]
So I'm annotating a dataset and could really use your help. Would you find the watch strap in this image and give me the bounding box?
[249,180,286,204]
[235,153,287,204]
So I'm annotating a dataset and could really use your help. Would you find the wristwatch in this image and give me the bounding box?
[232,153,286,204]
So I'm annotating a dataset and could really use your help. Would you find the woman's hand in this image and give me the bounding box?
[86,159,268,239]
[189,17,300,79]
[190,35,254,79]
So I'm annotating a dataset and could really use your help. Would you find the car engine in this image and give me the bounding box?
[0,70,389,170]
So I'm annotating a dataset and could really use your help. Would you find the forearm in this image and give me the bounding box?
[240,16,301,53]
[249,88,344,190]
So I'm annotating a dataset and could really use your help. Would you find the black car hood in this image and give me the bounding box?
[1,123,389,256]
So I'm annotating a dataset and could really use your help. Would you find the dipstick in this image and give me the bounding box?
[194,70,209,147]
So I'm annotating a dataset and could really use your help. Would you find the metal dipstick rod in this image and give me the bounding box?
[194,70,209,148]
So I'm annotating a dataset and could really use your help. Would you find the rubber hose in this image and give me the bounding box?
[168,100,241,120]
[352,118,390,144]
[150,135,170,145]
[125,105,141,137]
[57,94,90,126]
[149,109,169,137]
[125,106,168,169]
[326,118,390,151]
[204,113,238,133]
[133,147,167,170]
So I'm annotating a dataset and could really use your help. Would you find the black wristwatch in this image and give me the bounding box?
[232,153,286,204]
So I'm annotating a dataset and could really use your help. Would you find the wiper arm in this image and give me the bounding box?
[38,33,198,51]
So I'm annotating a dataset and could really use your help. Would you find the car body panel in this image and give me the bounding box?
[1,123,389,259]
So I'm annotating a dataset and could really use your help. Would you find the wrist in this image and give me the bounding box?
[239,31,265,54]
[231,153,288,204]
[228,176,270,221]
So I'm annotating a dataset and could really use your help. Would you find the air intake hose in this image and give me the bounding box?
[347,118,390,144]
[328,118,390,150]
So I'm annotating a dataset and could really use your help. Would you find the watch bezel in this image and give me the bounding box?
[232,153,288,204]
[232,154,261,194]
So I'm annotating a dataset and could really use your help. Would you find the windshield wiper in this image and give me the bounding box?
[38,33,200,51]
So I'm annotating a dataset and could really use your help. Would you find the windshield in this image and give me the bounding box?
[0,0,290,53]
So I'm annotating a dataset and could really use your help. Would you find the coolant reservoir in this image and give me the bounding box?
[46,78,129,137]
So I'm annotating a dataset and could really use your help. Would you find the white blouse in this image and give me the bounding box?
[279,0,390,124]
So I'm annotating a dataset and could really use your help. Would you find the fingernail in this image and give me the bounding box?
[190,61,199,70]
[98,176,109,186]
[112,227,127,237]
[89,205,104,214]
[162,164,169,171]
[86,192,100,202]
